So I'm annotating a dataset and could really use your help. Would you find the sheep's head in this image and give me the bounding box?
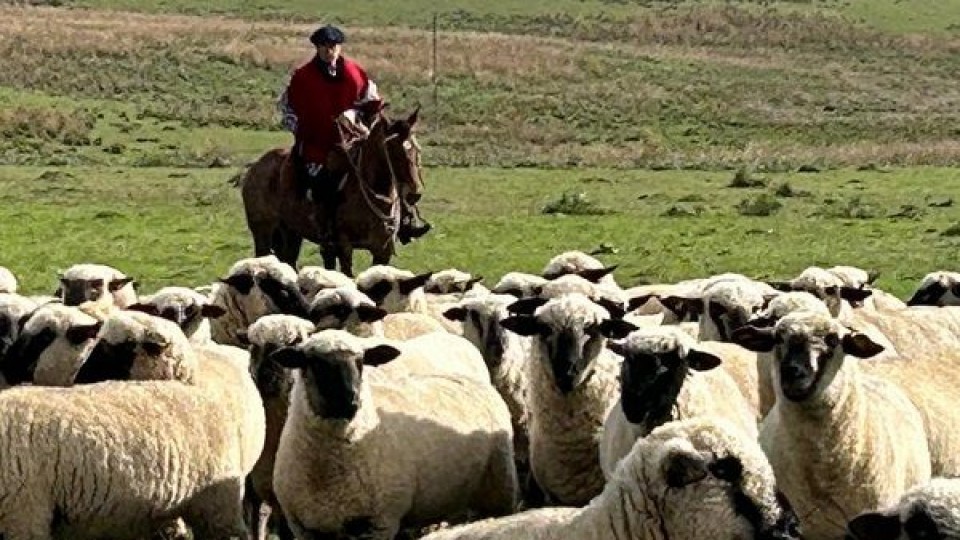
[698,280,780,342]
[442,294,517,368]
[490,272,548,298]
[308,287,388,334]
[847,478,960,540]
[0,293,38,361]
[127,287,226,338]
[606,326,722,430]
[0,304,102,386]
[905,271,960,308]
[236,314,315,398]
[74,310,196,384]
[732,311,883,403]
[499,293,635,394]
[423,268,485,295]
[218,255,311,319]
[541,250,619,287]
[297,266,355,300]
[355,265,432,313]
[767,266,873,314]
[747,291,830,329]
[56,263,137,308]
[624,418,801,540]
[0,267,17,294]
[270,330,401,420]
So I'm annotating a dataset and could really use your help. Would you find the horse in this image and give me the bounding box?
[231,108,425,276]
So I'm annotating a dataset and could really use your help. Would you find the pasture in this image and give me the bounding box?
[2,0,960,298]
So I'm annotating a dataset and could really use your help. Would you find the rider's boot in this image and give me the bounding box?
[397,203,432,245]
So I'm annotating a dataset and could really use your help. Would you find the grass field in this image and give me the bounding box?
[2,0,960,300]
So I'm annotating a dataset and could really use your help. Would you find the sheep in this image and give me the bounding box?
[0,309,265,540]
[731,311,932,540]
[766,265,873,317]
[540,250,620,289]
[126,286,227,344]
[207,255,312,346]
[0,266,17,293]
[625,272,762,324]
[491,271,548,298]
[827,265,906,312]
[0,293,38,360]
[905,270,960,307]
[0,303,103,387]
[846,477,960,540]
[499,293,634,506]
[419,417,803,540]
[598,325,758,480]
[236,314,316,540]
[424,268,487,296]
[355,264,433,314]
[308,286,447,341]
[297,265,355,300]
[271,329,517,540]
[55,262,138,308]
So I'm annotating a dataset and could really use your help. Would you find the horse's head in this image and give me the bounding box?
[367,107,424,205]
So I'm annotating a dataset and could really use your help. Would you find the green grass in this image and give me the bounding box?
[2,164,958,299]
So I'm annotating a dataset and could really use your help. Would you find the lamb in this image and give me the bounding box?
[236,314,316,540]
[297,265,355,300]
[0,309,266,539]
[905,270,960,307]
[126,286,227,344]
[540,250,620,289]
[846,477,960,540]
[0,303,103,387]
[499,293,634,506]
[599,325,759,480]
[355,264,433,313]
[491,272,548,298]
[55,262,138,309]
[732,311,932,540]
[207,255,312,346]
[0,266,17,293]
[419,417,803,540]
[271,329,517,540]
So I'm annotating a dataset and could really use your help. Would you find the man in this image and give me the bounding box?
[277,24,430,243]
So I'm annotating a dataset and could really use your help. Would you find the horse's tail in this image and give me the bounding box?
[227,161,255,188]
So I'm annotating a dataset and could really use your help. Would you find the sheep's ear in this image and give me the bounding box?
[766,280,795,292]
[269,346,306,369]
[108,277,135,292]
[200,304,227,319]
[659,296,704,318]
[126,303,160,316]
[593,298,625,320]
[866,270,880,285]
[746,314,777,328]
[220,273,255,295]
[309,303,352,323]
[363,344,401,366]
[355,305,388,323]
[626,294,654,312]
[841,332,884,358]
[839,286,873,303]
[606,340,628,357]
[576,265,618,283]
[494,287,524,298]
[685,348,723,371]
[442,306,468,321]
[234,329,250,347]
[598,319,638,340]
[663,451,709,488]
[499,315,550,337]
[951,283,960,299]
[846,512,901,540]
[465,276,484,289]
[730,326,776,352]
[398,272,433,295]
[65,321,103,345]
[507,297,548,315]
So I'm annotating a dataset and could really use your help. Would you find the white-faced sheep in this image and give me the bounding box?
[0,303,103,387]
[846,477,960,540]
[491,271,548,298]
[905,271,960,307]
[126,286,227,344]
[540,250,620,289]
[420,417,802,540]
[208,255,312,346]
[732,311,932,540]
[0,266,17,294]
[55,262,138,308]
[499,293,634,506]
[297,265,355,300]
[271,329,517,540]
[0,309,265,540]
[236,314,316,540]
[599,325,759,480]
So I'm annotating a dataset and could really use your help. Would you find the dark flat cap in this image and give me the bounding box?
[310,25,346,46]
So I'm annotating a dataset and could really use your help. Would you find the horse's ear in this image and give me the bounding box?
[407,105,420,128]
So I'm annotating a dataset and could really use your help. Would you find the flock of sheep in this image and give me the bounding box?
[0,253,958,539]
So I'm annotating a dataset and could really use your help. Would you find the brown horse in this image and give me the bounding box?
[231,109,425,276]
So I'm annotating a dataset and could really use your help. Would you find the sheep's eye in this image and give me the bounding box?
[142,342,165,356]
[824,334,839,348]
[708,456,743,483]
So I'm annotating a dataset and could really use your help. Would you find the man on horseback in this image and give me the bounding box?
[277,24,431,244]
